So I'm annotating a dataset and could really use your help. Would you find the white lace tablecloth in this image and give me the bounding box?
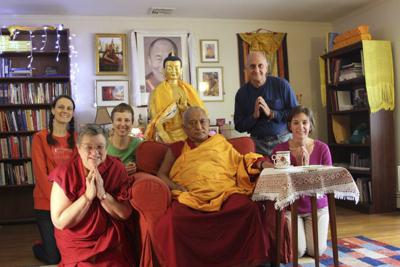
[252,165,359,210]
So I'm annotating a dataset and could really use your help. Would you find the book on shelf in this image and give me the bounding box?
[355,177,372,204]
[326,32,339,53]
[331,115,351,144]
[349,153,370,170]
[353,88,369,108]
[336,91,353,111]
[0,161,34,185]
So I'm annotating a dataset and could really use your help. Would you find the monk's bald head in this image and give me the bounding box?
[182,107,210,144]
[183,106,207,125]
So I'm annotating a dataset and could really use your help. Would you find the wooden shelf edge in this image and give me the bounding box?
[0,184,34,189]
[0,217,36,225]
[329,143,370,148]
[328,108,370,115]
[0,158,32,162]
[321,41,363,59]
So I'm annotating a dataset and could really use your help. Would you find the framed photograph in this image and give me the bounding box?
[136,32,190,102]
[197,67,223,102]
[209,126,220,135]
[95,33,127,75]
[96,80,129,106]
[200,39,219,63]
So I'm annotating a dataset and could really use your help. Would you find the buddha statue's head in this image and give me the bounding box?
[163,52,183,83]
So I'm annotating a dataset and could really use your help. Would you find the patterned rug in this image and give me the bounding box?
[283,236,400,267]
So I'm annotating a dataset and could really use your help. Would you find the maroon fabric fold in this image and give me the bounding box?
[153,194,268,267]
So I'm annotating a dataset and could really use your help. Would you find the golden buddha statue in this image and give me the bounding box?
[145,53,206,143]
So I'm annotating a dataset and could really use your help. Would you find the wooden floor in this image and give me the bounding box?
[1,207,400,267]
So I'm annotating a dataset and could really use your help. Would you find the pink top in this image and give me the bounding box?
[272,139,332,214]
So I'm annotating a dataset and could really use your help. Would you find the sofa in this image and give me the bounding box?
[130,136,291,267]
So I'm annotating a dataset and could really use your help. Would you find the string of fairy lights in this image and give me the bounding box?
[0,24,79,95]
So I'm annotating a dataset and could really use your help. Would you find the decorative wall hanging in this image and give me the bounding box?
[237,29,289,86]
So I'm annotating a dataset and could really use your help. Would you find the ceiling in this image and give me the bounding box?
[1,0,375,22]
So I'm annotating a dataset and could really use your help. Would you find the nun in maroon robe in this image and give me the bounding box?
[49,125,135,266]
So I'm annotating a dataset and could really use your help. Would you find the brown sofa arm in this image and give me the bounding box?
[130,172,171,223]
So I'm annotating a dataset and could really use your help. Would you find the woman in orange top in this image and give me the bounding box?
[31,95,76,264]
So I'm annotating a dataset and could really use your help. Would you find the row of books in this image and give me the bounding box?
[0,35,32,52]
[329,58,364,86]
[0,161,34,186]
[0,82,70,104]
[0,136,32,159]
[355,177,372,204]
[330,88,368,112]
[0,109,50,132]
[349,153,370,171]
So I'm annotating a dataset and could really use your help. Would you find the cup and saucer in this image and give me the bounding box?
[271,151,292,169]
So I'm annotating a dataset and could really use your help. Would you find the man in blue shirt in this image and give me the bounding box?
[234,51,298,156]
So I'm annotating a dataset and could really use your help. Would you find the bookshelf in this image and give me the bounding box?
[321,40,396,213]
[0,28,71,223]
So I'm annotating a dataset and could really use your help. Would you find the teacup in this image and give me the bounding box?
[271,151,291,168]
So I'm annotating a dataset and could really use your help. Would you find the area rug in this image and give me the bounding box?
[283,236,400,267]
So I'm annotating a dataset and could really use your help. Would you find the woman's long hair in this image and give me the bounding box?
[46,95,76,148]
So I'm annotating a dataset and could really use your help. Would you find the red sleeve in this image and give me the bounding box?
[102,156,133,202]
[31,132,53,200]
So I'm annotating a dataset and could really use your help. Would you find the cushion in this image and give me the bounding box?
[136,141,169,175]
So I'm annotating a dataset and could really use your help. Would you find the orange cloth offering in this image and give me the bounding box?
[333,25,371,50]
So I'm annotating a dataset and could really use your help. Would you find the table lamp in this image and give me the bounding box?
[94,107,112,127]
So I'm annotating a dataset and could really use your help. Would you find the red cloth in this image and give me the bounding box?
[153,194,268,267]
[50,155,134,266]
[257,201,292,263]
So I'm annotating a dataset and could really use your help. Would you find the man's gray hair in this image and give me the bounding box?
[182,106,207,125]
[77,124,108,145]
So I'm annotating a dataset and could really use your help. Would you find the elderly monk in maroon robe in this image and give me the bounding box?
[50,124,135,266]
[153,106,269,267]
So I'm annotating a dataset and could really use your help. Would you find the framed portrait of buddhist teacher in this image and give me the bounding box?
[197,67,223,102]
[200,39,219,63]
[96,80,129,106]
[95,33,127,75]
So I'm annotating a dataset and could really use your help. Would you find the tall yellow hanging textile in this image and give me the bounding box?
[362,40,395,113]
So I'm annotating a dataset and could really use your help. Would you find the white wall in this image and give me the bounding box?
[0,15,331,139]
[332,0,400,207]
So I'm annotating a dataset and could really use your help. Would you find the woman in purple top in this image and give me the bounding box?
[271,105,332,257]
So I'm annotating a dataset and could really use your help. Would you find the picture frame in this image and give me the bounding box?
[95,33,127,75]
[200,39,219,63]
[197,67,223,102]
[95,80,129,106]
[209,125,220,135]
[135,31,190,106]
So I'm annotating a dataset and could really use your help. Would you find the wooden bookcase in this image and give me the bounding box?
[321,41,396,213]
[0,28,71,223]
